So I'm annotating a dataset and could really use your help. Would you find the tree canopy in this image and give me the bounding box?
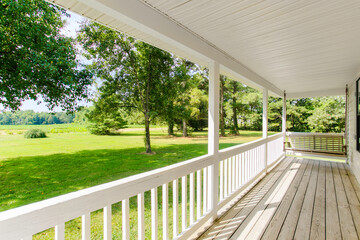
[78,22,174,153]
[0,0,92,111]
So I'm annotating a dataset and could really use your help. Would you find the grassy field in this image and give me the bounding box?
[0,124,272,239]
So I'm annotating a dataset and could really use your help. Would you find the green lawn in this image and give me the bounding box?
[0,125,271,239]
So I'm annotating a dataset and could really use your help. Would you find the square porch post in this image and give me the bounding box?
[282,91,286,133]
[282,92,287,151]
[208,61,220,219]
[263,88,268,171]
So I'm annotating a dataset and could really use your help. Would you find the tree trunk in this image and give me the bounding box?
[168,121,174,136]
[182,119,188,137]
[144,111,152,153]
[232,82,239,135]
[232,105,238,134]
[220,76,226,137]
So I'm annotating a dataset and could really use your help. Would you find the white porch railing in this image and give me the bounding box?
[0,133,285,240]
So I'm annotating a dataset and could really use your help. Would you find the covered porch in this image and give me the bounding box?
[1,0,360,240]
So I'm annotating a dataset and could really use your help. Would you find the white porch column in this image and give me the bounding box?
[208,61,220,219]
[263,88,268,170]
[263,88,268,138]
[282,92,287,152]
[282,91,286,133]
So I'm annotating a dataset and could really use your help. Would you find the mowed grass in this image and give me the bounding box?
[0,124,272,239]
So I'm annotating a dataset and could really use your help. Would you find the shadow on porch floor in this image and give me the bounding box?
[197,156,360,240]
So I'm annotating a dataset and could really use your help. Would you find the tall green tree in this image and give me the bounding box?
[307,96,345,133]
[86,96,127,135]
[224,79,248,135]
[170,70,208,136]
[225,80,239,134]
[268,97,283,131]
[159,58,192,136]
[186,69,209,132]
[242,90,262,130]
[286,98,313,132]
[0,0,92,111]
[78,23,173,153]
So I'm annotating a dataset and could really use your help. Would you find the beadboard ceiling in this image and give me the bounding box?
[49,0,360,97]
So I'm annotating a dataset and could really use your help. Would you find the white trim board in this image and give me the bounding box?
[287,88,346,99]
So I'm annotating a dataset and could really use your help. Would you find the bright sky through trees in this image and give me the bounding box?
[0,10,89,112]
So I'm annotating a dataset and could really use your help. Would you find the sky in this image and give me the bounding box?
[0,11,91,113]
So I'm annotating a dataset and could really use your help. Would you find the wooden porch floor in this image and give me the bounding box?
[198,157,360,240]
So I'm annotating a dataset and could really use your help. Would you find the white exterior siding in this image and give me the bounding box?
[348,80,360,182]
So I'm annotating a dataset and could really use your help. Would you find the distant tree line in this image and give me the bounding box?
[0,110,74,125]
[0,94,345,134]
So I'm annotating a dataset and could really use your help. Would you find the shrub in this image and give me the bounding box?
[24,129,47,139]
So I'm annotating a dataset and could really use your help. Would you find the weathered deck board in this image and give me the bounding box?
[309,160,326,240]
[261,159,309,240]
[293,160,319,239]
[197,157,360,240]
[243,160,301,240]
[324,161,342,240]
[338,163,360,238]
[198,158,293,240]
[276,159,314,240]
[332,162,358,239]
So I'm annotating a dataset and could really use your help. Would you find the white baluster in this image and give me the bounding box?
[151,188,158,240]
[228,157,232,194]
[224,159,228,197]
[220,160,224,201]
[196,170,202,219]
[55,223,65,240]
[122,199,130,240]
[207,166,212,212]
[104,205,112,240]
[173,180,178,237]
[82,213,91,240]
[162,184,168,240]
[232,156,235,192]
[241,153,244,185]
[203,167,207,213]
[138,193,145,240]
[182,176,187,231]
[190,172,195,225]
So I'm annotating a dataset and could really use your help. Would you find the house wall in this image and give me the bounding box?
[348,79,360,182]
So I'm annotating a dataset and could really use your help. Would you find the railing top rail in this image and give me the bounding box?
[219,132,283,159]
[267,132,284,140]
[286,132,344,137]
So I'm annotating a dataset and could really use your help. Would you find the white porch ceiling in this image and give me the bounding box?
[50,0,360,98]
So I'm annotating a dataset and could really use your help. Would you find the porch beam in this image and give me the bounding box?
[286,88,345,99]
[56,0,283,97]
[208,61,220,219]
